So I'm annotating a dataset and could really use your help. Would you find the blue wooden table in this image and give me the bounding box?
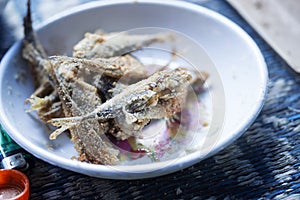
[1,0,300,199]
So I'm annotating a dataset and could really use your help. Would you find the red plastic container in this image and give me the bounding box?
[0,169,29,200]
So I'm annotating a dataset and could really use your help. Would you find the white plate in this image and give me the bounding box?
[0,0,7,12]
[0,0,267,179]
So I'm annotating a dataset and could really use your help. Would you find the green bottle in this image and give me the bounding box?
[0,124,29,171]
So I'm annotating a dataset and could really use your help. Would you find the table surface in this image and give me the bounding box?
[1,0,300,199]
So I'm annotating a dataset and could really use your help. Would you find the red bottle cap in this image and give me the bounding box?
[0,169,30,200]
